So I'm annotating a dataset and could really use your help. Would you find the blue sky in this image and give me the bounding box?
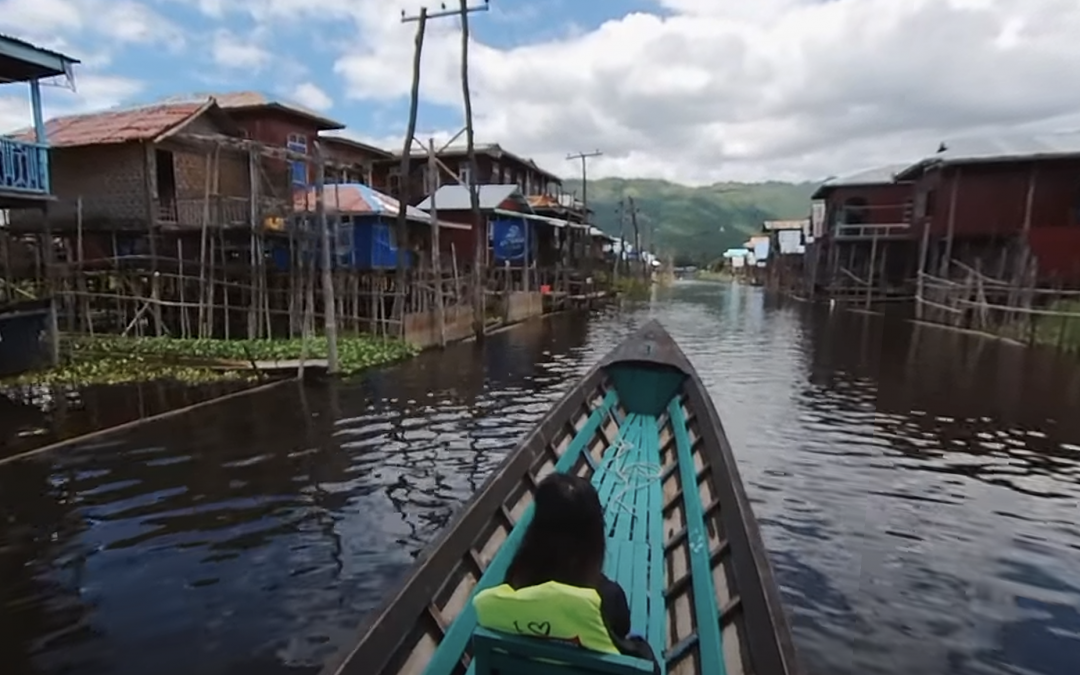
[2,0,668,144]
[4,0,1080,184]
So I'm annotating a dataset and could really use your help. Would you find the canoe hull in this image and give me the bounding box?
[320,320,801,675]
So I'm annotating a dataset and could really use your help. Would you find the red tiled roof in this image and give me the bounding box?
[10,102,207,148]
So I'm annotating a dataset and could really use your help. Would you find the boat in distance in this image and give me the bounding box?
[319,320,802,675]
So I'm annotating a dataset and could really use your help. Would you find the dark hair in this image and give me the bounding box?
[505,472,606,590]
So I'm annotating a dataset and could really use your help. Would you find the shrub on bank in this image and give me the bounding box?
[1033,300,1080,353]
[613,276,652,300]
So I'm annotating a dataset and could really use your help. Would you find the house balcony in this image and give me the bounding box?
[0,137,50,203]
[0,33,80,208]
[832,222,912,241]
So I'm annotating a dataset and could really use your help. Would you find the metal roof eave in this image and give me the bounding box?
[0,34,79,81]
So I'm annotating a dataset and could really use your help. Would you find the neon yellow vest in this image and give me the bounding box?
[473,581,619,654]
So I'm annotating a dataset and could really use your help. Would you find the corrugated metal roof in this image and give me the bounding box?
[6,102,208,148]
[155,91,344,130]
[527,194,559,209]
[827,164,907,187]
[0,33,80,64]
[416,184,526,211]
[394,143,562,182]
[318,130,393,158]
[894,131,1080,179]
[812,163,908,199]
[928,131,1080,165]
[293,183,444,226]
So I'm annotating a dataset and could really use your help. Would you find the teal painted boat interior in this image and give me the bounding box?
[420,361,725,675]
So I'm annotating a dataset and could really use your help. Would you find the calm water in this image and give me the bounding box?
[2,281,1079,675]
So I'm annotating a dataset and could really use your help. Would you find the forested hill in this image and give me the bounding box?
[562,178,817,265]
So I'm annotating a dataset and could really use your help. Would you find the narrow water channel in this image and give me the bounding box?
[1,281,1079,675]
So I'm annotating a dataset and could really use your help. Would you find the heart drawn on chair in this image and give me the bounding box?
[526,621,552,637]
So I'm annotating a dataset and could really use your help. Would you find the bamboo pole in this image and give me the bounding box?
[915,222,930,320]
[314,141,339,374]
[428,138,446,347]
[459,0,484,339]
[865,229,879,310]
[198,150,212,337]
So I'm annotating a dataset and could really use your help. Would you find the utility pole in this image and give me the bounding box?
[393,7,427,336]
[567,150,601,223]
[629,195,643,280]
[404,0,490,340]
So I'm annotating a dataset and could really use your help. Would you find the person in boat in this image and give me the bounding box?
[473,473,659,669]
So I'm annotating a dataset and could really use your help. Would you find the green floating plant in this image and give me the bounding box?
[3,335,421,387]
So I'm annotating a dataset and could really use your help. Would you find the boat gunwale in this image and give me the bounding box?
[669,339,803,675]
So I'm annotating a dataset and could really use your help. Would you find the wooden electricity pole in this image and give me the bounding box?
[393,7,428,336]
[404,0,490,340]
[629,195,643,280]
[567,150,601,223]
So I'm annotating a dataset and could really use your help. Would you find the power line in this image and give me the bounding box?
[403,0,489,22]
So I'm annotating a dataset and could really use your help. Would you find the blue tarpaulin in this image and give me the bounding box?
[491,218,529,262]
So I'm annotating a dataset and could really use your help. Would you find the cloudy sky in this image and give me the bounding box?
[2,0,1079,184]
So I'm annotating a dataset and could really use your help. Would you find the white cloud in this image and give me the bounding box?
[0,0,82,36]
[329,0,1080,183]
[0,74,144,133]
[211,29,271,70]
[293,82,333,111]
[0,0,183,67]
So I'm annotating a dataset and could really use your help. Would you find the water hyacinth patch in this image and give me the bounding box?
[2,335,421,387]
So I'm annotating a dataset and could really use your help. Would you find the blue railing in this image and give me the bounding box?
[0,137,50,196]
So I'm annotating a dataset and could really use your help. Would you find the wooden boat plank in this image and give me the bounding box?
[646,416,669,665]
[669,397,726,675]
[609,418,641,544]
[594,414,634,533]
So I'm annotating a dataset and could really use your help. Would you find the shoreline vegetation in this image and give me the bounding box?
[612,276,653,300]
[1,335,420,388]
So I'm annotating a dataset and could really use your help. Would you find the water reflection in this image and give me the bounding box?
[0,283,1079,675]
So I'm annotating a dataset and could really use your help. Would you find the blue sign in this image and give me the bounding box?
[491,218,529,262]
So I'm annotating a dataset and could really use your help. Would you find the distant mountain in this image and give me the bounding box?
[563,178,817,265]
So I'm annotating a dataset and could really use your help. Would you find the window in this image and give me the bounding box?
[458,164,472,185]
[287,133,308,186]
[388,167,401,195]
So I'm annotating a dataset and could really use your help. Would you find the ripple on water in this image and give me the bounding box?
[2,287,1080,675]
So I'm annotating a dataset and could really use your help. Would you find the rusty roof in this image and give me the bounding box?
[7,102,211,148]
[527,194,561,209]
[156,91,344,130]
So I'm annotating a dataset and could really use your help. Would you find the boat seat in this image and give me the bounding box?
[471,626,655,675]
